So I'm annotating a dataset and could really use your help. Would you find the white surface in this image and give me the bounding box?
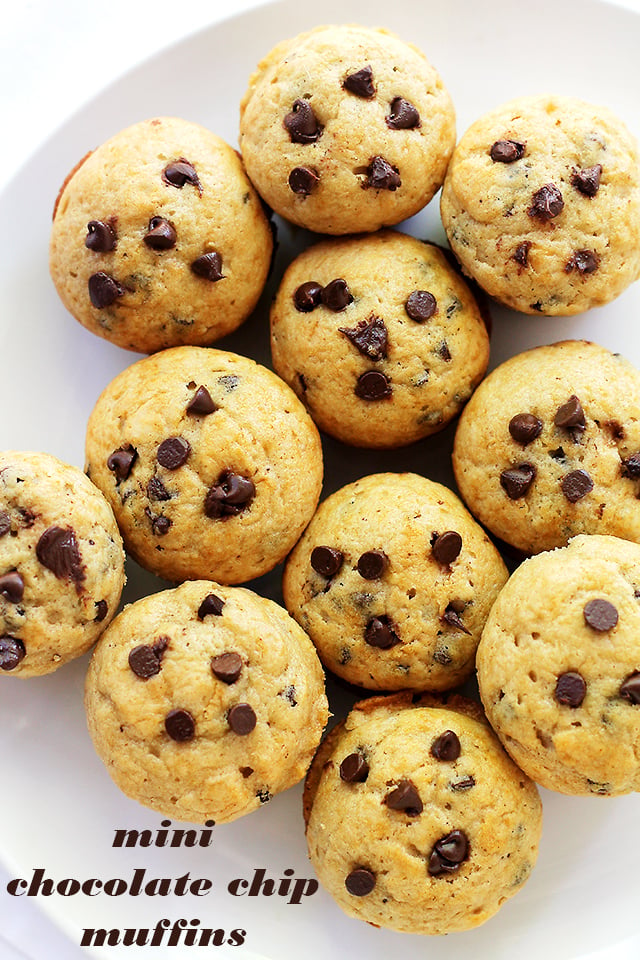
[2,0,640,958]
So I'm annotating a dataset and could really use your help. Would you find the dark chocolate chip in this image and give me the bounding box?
[0,571,24,603]
[165,708,195,741]
[583,599,618,632]
[107,445,137,480]
[513,241,532,267]
[288,166,320,196]
[310,546,344,577]
[386,98,420,129]
[211,652,243,684]
[94,600,108,622]
[88,272,124,308]
[147,476,171,501]
[490,139,526,163]
[554,395,586,431]
[528,183,564,221]
[187,385,217,416]
[555,671,586,707]
[198,593,225,619]
[571,164,602,197]
[565,250,599,275]
[191,252,224,282]
[128,637,169,679]
[343,65,375,98]
[366,156,401,191]
[509,413,543,445]
[85,219,116,252]
[0,636,25,671]
[365,615,400,649]
[620,672,640,704]
[428,830,469,876]
[384,779,423,816]
[339,753,369,783]
[500,463,536,499]
[442,603,471,635]
[550,446,566,462]
[339,316,388,360]
[162,159,201,192]
[405,290,437,322]
[143,216,177,250]
[561,469,593,502]
[431,729,461,761]
[145,509,172,536]
[321,278,353,312]
[357,550,389,580]
[432,531,462,566]
[283,99,321,144]
[621,453,640,479]
[451,776,475,791]
[437,341,452,362]
[0,512,9,537]
[157,436,191,470]
[204,471,255,519]
[355,370,392,401]
[294,281,323,313]
[345,868,376,896]
[36,527,85,585]
[240,766,254,778]
[228,703,257,735]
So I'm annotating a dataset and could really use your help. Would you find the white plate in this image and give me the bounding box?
[1,0,640,957]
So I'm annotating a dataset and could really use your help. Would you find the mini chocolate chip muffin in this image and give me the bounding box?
[441,94,640,314]
[85,580,328,823]
[50,117,273,353]
[303,692,542,935]
[0,451,125,677]
[85,346,323,584]
[478,535,640,796]
[239,25,455,234]
[283,473,508,691]
[271,231,489,448]
[453,340,640,554]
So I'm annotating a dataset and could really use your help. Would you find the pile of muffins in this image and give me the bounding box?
[2,22,640,938]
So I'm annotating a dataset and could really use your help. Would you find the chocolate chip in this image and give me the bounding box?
[366,156,401,191]
[621,453,640,478]
[431,729,461,761]
[555,671,586,707]
[165,708,195,741]
[321,279,353,312]
[283,99,321,144]
[345,868,376,896]
[343,65,375,98]
[442,603,471,635]
[143,216,177,250]
[451,776,475,791]
[339,316,388,360]
[310,546,344,577]
[157,437,191,470]
[365,615,400,649]
[128,637,169,679]
[550,446,566,462]
[204,471,255,519]
[85,219,116,252]
[386,98,420,129]
[211,652,243,684]
[620,672,640,704]
[228,703,257,735]
[500,463,536,499]
[513,241,532,267]
[437,341,452,362]
[145,508,172,536]
[240,766,254,778]
[198,593,225,619]
[384,779,423,816]
[257,788,272,804]
[428,830,469,876]
[509,413,543,445]
[405,290,437,322]
[187,385,217,416]
[357,550,389,580]
[107,445,137,480]
[36,527,85,585]
[355,370,392,401]
[0,636,25,671]
[432,531,462,566]
[490,139,526,163]
[280,684,297,706]
[554,395,586,431]
[88,272,124,308]
[0,571,24,603]
[294,281,323,313]
[565,250,599,275]
[94,600,108,622]
[528,183,564,221]
[583,599,618,632]
[288,166,320,195]
[162,159,201,193]
[571,164,602,197]
[561,469,593,502]
[339,753,369,783]
[191,252,224,282]
[147,476,171,501]
[0,512,9,537]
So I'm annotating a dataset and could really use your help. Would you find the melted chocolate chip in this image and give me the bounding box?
[157,436,191,470]
[583,599,618,632]
[432,531,462,566]
[339,753,369,783]
[165,708,195,741]
[162,160,201,193]
[191,252,224,281]
[565,250,600,275]
[0,512,9,538]
[0,636,25,671]
[204,471,255,519]
[85,219,117,252]
[555,671,586,707]
[211,652,243,684]
[509,413,543,445]
[431,729,461,761]
[198,593,225,619]
[366,156,401,191]
[36,527,85,585]
[288,166,320,195]
[405,290,437,322]
[339,316,388,360]
[620,672,640,704]
[345,868,376,896]
[513,241,532,267]
[500,463,536,499]
[294,281,323,313]
[0,571,24,603]
[428,830,469,876]
[528,183,564,221]
[143,216,177,250]
[365,615,400,649]
[228,703,257,735]
[384,779,423,816]
[357,550,389,580]
[561,469,593,502]
[355,370,392,401]
[128,637,169,679]
[621,453,640,479]
[490,139,526,163]
[571,164,602,197]
[283,99,321,144]
[321,279,353,312]
[88,272,124,308]
[187,385,217,416]
[386,98,420,129]
[310,546,343,577]
[94,600,108,622]
[554,395,585,431]
[442,603,471,635]
[343,65,375,98]
[107,445,137,480]
[147,476,171,501]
